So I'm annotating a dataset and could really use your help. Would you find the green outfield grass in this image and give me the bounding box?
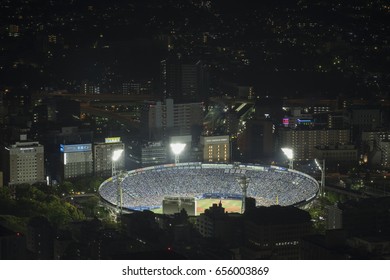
[151,198,242,215]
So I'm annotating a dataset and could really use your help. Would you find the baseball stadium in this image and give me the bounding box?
[98,162,319,215]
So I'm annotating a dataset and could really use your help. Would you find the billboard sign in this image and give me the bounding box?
[105,137,121,143]
[60,144,92,153]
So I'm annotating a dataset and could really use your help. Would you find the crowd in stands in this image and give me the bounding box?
[99,164,319,210]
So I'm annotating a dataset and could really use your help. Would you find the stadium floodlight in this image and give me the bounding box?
[237,176,250,214]
[112,149,124,178]
[315,158,326,196]
[112,149,124,162]
[170,143,186,164]
[111,149,124,217]
[281,147,294,169]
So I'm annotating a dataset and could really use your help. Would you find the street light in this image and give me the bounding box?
[281,147,294,169]
[170,143,186,164]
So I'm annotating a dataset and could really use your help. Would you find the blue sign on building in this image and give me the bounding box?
[60,144,92,153]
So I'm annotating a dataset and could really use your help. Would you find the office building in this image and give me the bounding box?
[326,197,390,236]
[60,143,93,180]
[26,217,53,259]
[242,206,313,259]
[32,98,80,125]
[378,140,390,168]
[122,79,153,95]
[349,105,381,131]
[141,98,203,141]
[94,137,125,177]
[80,80,100,95]
[161,58,209,101]
[8,141,45,185]
[279,129,351,160]
[239,119,275,161]
[314,144,358,165]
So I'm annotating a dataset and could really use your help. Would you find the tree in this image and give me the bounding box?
[80,196,100,217]
[57,181,74,196]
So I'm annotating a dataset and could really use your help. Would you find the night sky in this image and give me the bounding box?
[1,0,388,98]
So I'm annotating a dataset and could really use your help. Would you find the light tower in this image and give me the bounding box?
[315,158,326,196]
[112,149,124,215]
[281,147,294,169]
[237,176,250,214]
[170,143,186,164]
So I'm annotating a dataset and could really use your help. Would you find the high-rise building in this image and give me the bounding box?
[279,128,351,160]
[161,58,209,101]
[379,140,390,168]
[80,80,100,95]
[239,119,275,161]
[349,105,381,131]
[361,130,390,152]
[195,202,242,247]
[8,141,45,185]
[2,89,31,122]
[26,217,53,259]
[314,144,358,165]
[242,206,313,259]
[94,138,125,177]
[122,80,153,95]
[8,25,20,37]
[200,135,230,163]
[326,197,390,236]
[141,142,168,167]
[60,143,93,180]
[141,98,203,141]
[32,98,80,125]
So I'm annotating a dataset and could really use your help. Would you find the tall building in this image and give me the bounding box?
[26,217,53,259]
[349,105,382,131]
[200,135,230,163]
[359,130,390,167]
[326,197,390,236]
[242,206,313,259]
[127,141,168,168]
[279,128,351,160]
[141,98,203,141]
[314,144,358,165]
[8,25,20,37]
[60,143,93,180]
[239,119,275,161]
[141,142,168,167]
[361,130,390,152]
[2,89,31,126]
[378,140,390,168]
[32,98,80,126]
[94,138,125,177]
[161,58,209,101]
[195,202,242,247]
[80,80,100,95]
[122,79,153,95]
[8,141,45,185]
